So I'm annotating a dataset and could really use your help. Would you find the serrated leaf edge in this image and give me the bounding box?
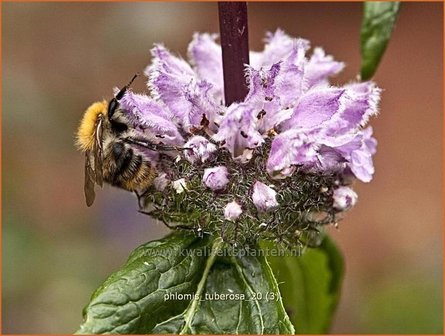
[261,254,296,334]
[231,255,265,333]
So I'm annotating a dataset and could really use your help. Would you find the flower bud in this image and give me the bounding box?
[203,166,230,191]
[224,201,242,221]
[252,181,279,212]
[153,173,169,191]
[172,178,188,194]
[333,186,357,211]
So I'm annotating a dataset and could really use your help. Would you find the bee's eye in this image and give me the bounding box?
[108,99,119,119]
[111,121,128,133]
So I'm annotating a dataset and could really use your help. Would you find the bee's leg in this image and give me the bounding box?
[134,191,145,209]
[134,188,151,210]
[138,210,195,232]
[124,137,192,152]
[157,153,177,168]
[123,137,170,151]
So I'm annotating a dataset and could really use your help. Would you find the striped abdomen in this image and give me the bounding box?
[103,141,156,192]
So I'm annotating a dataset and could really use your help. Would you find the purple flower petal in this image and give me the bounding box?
[317,127,377,182]
[251,181,279,212]
[118,89,171,120]
[314,132,361,173]
[322,82,381,137]
[188,33,224,101]
[348,127,377,182]
[279,87,345,131]
[250,29,310,69]
[363,126,377,155]
[244,58,307,133]
[245,63,281,103]
[119,90,184,145]
[146,44,195,123]
[315,145,348,171]
[184,135,217,164]
[213,102,264,162]
[146,44,221,133]
[244,65,290,133]
[267,129,318,178]
[147,44,195,93]
[274,54,306,108]
[183,80,223,133]
[304,47,344,89]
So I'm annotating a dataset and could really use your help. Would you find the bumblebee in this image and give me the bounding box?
[76,75,162,206]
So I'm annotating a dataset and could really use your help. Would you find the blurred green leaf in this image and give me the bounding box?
[77,234,294,334]
[360,2,400,80]
[360,275,443,334]
[264,236,344,334]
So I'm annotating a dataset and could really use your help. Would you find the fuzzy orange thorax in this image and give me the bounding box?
[76,100,108,151]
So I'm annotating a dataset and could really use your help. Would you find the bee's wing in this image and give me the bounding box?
[84,150,96,207]
[93,116,104,186]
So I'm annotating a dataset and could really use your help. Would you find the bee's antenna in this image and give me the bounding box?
[127,73,139,87]
[116,73,139,100]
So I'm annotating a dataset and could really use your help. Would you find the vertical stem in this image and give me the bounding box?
[218,2,250,106]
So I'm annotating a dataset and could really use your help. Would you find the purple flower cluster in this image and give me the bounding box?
[119,30,381,224]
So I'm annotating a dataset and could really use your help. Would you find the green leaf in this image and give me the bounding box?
[76,232,212,334]
[360,2,400,80]
[77,234,294,334]
[264,236,344,334]
[154,242,294,334]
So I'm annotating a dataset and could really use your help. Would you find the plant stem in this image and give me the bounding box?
[218,2,250,106]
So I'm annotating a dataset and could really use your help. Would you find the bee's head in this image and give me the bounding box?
[76,73,138,152]
[76,100,108,152]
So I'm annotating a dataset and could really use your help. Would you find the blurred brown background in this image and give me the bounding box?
[2,2,443,334]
